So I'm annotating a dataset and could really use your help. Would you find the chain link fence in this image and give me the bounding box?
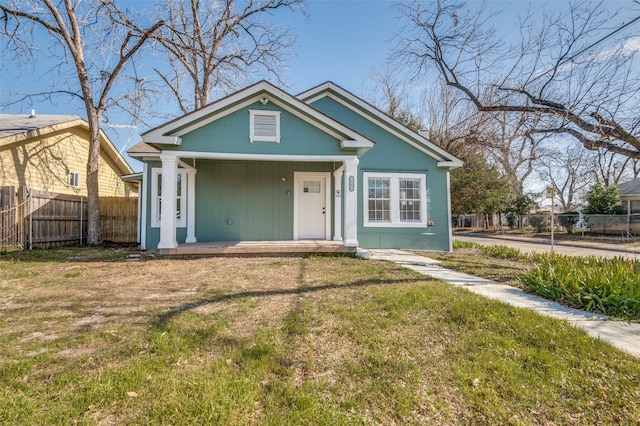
[453,213,640,239]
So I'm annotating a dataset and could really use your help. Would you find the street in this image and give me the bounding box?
[453,232,640,259]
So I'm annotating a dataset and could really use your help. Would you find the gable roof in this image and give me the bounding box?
[297,82,462,169]
[619,178,640,197]
[141,80,375,151]
[0,113,134,176]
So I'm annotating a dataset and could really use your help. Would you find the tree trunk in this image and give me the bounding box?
[86,113,102,246]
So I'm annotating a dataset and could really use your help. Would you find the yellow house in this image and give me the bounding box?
[0,114,137,197]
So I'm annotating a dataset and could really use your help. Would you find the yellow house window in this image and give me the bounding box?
[69,172,80,188]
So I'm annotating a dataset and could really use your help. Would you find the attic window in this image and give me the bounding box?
[250,110,280,143]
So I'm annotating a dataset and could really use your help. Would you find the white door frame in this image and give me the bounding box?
[293,171,332,240]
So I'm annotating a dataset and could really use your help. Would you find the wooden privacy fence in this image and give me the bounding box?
[0,186,138,251]
[100,197,138,243]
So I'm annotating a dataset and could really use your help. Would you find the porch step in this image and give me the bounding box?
[161,240,351,256]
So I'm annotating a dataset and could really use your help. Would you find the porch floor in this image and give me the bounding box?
[160,240,351,256]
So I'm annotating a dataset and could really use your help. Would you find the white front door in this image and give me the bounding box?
[295,172,330,240]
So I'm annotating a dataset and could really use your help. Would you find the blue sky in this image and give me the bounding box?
[1,0,638,172]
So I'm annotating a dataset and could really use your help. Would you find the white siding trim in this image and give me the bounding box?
[140,163,148,249]
[158,155,178,249]
[333,165,345,241]
[160,151,357,163]
[446,170,453,252]
[344,158,359,247]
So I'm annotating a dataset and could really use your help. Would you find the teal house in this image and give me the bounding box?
[128,81,462,253]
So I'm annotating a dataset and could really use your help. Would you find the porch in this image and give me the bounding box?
[159,240,351,256]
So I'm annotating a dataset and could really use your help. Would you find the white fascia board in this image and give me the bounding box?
[161,150,357,163]
[143,134,182,145]
[300,84,463,164]
[141,81,275,139]
[437,160,464,169]
[340,139,374,149]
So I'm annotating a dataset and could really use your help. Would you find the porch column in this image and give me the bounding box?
[333,165,345,241]
[344,157,359,247]
[185,168,197,243]
[158,154,178,249]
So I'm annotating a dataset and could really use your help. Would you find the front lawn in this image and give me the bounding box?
[1,247,639,424]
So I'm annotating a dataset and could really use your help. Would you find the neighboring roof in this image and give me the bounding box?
[139,80,375,150]
[0,114,81,139]
[619,178,640,196]
[121,172,143,182]
[297,82,463,169]
[127,141,161,155]
[0,113,134,176]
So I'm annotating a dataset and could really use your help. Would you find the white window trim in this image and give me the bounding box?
[151,167,187,228]
[363,172,427,228]
[69,171,80,188]
[249,109,281,143]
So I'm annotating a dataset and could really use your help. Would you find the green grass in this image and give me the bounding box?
[1,249,639,423]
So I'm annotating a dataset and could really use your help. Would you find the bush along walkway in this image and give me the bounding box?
[368,249,640,358]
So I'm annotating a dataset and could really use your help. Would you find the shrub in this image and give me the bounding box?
[521,255,640,320]
[529,215,550,233]
[480,244,524,260]
[558,212,580,234]
[506,213,519,229]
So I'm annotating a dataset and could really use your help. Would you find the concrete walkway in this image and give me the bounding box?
[368,249,640,358]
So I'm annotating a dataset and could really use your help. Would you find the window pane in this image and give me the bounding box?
[399,178,421,222]
[303,180,321,193]
[368,177,390,222]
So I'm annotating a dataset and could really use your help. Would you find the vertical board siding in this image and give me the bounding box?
[178,160,334,244]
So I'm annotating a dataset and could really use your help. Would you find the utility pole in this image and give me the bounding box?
[546,187,556,253]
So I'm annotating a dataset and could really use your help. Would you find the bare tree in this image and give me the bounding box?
[422,82,543,193]
[1,1,163,245]
[394,0,640,158]
[591,149,640,186]
[153,0,304,114]
[364,67,425,131]
[473,112,544,193]
[537,143,594,211]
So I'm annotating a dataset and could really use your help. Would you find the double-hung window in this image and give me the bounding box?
[249,110,280,143]
[151,168,187,228]
[364,172,427,227]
